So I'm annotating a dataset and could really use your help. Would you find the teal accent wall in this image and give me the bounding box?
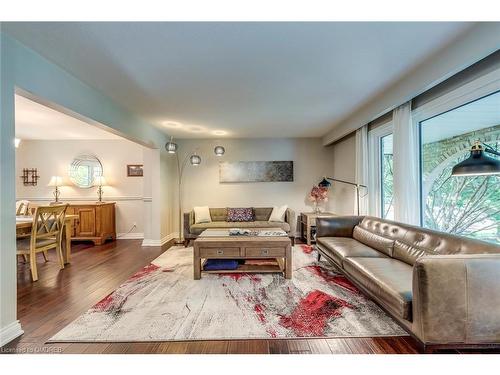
[0,31,170,335]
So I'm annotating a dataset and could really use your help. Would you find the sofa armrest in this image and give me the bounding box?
[412,254,500,345]
[316,216,364,238]
[183,211,194,239]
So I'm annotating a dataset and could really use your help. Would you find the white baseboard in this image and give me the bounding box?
[142,233,177,247]
[0,320,24,347]
[117,232,144,240]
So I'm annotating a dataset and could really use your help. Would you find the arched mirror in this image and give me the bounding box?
[69,154,103,188]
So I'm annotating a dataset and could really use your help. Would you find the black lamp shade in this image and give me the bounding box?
[318,177,331,187]
[451,148,500,176]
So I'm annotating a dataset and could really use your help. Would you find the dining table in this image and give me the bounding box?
[16,214,79,264]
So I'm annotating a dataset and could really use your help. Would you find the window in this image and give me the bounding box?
[419,91,500,245]
[368,121,393,219]
[380,134,394,220]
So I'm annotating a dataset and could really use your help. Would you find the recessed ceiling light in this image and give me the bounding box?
[162,121,183,129]
[185,125,206,133]
[212,130,227,136]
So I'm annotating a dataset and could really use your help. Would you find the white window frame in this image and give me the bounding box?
[368,120,393,218]
[412,67,500,225]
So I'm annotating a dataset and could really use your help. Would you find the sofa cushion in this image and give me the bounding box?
[316,237,387,268]
[190,221,290,235]
[209,208,227,222]
[393,240,431,266]
[193,206,211,224]
[227,207,254,222]
[253,207,272,221]
[343,257,413,321]
[353,226,395,257]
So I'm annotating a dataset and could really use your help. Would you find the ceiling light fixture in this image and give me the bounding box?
[185,125,206,133]
[162,121,183,129]
[212,130,227,136]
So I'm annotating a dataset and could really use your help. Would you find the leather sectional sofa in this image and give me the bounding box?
[183,207,295,246]
[315,215,500,352]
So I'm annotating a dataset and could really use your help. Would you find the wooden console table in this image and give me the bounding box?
[193,229,292,280]
[66,202,116,245]
[300,212,337,245]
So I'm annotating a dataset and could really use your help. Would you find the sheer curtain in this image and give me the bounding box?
[393,101,420,225]
[355,125,369,215]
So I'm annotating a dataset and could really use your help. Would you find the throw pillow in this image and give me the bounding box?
[193,206,212,224]
[269,205,288,222]
[227,207,254,222]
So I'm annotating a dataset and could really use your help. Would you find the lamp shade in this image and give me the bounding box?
[165,136,178,154]
[451,144,500,176]
[190,154,201,166]
[93,176,108,186]
[318,177,331,187]
[47,176,64,187]
[214,145,225,156]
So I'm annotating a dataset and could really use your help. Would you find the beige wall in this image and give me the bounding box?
[15,139,145,237]
[329,133,357,215]
[176,138,335,235]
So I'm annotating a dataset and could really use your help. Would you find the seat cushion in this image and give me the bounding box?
[190,221,290,235]
[316,237,387,268]
[16,237,57,251]
[343,257,413,321]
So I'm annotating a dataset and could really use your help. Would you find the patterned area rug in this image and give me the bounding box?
[49,245,406,342]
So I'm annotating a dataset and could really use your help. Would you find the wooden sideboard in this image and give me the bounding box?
[66,202,116,245]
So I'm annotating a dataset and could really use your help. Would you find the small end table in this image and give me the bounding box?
[300,212,337,245]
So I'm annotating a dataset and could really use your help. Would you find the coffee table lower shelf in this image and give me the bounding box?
[201,259,284,275]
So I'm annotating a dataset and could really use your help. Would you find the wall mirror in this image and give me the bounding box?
[69,154,103,188]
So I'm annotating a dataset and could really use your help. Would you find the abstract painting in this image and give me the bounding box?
[219,161,293,183]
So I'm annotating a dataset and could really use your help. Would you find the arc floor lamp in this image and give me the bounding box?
[319,177,367,216]
[165,137,226,244]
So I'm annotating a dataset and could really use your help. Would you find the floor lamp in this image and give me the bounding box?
[165,137,226,245]
[319,177,367,216]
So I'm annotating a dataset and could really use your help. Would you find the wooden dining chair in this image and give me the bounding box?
[16,204,68,281]
[16,200,30,216]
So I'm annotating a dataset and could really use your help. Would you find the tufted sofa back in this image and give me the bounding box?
[353,216,499,266]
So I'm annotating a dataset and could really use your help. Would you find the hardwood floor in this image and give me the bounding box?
[1,239,497,354]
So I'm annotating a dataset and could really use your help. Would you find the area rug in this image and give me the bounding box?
[49,245,407,342]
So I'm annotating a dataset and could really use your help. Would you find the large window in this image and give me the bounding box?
[380,134,394,220]
[419,91,500,245]
[368,121,394,219]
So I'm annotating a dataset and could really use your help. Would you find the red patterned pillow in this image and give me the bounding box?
[227,207,254,222]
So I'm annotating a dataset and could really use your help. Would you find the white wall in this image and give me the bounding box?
[329,133,357,215]
[15,139,145,237]
[176,138,335,235]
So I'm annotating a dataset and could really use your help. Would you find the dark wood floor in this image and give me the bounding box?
[2,239,497,354]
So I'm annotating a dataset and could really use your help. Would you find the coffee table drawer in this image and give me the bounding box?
[245,247,286,257]
[199,247,241,257]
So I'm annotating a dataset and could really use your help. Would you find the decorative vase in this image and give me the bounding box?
[313,201,321,214]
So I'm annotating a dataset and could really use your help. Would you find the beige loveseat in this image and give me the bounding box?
[183,207,295,246]
[315,215,500,352]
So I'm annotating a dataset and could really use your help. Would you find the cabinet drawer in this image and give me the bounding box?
[245,247,286,257]
[199,247,241,257]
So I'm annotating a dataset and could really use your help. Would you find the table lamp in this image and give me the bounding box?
[93,176,108,202]
[48,176,64,203]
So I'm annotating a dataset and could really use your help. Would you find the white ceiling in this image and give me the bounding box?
[4,22,473,138]
[421,90,500,144]
[15,94,122,140]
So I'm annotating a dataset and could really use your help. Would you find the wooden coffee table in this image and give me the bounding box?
[193,228,292,280]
